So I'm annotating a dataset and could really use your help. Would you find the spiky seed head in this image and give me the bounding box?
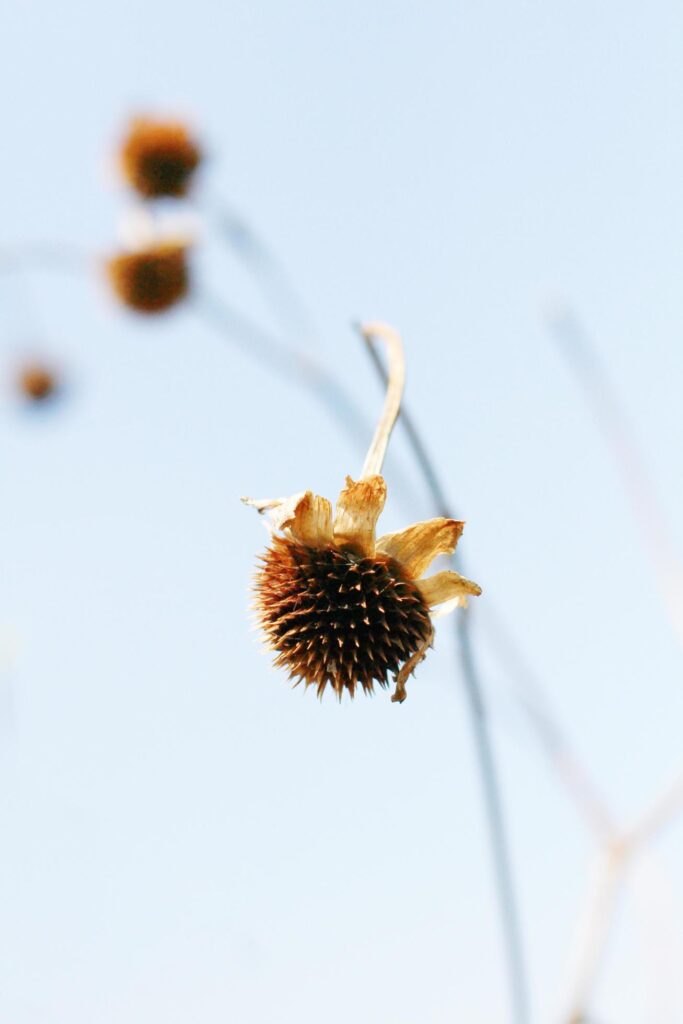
[120,117,202,199]
[255,535,433,699]
[19,364,58,402]
[106,242,190,314]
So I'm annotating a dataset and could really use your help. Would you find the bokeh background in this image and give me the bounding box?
[2,2,683,1021]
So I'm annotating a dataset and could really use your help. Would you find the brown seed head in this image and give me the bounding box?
[19,364,57,402]
[255,535,433,699]
[107,242,190,314]
[120,117,202,199]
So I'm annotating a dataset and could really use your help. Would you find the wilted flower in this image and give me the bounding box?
[18,363,58,402]
[119,117,202,199]
[244,323,481,703]
[106,241,190,314]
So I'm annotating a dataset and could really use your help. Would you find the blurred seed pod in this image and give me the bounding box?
[106,241,191,314]
[18,363,59,402]
[119,117,202,199]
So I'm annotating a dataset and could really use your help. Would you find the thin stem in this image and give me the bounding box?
[561,760,683,1022]
[192,291,433,508]
[482,606,616,842]
[359,327,530,1024]
[548,308,683,649]
[362,327,612,836]
[544,309,683,1020]
[624,764,683,851]
[200,193,319,350]
[193,288,371,451]
[361,326,455,517]
[564,845,628,1023]
[359,322,406,479]
[457,610,531,1024]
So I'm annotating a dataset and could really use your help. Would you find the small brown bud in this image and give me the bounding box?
[106,242,190,314]
[120,117,202,199]
[18,364,58,402]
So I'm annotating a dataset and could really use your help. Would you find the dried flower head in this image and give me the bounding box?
[18,363,58,402]
[244,323,481,703]
[120,117,202,199]
[106,241,190,314]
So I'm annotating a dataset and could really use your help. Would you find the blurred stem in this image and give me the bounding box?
[548,308,683,650]
[482,605,615,842]
[625,765,683,849]
[192,291,426,536]
[564,845,627,1023]
[456,610,530,1024]
[360,328,614,840]
[361,328,530,1024]
[564,758,683,1020]
[198,193,318,349]
[192,287,373,453]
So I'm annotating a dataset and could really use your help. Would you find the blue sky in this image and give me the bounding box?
[2,2,683,1021]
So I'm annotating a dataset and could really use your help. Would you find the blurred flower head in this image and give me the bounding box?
[106,240,191,314]
[119,116,202,199]
[18,363,59,403]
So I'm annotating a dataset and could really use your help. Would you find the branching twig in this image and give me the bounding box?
[564,843,628,1023]
[563,763,683,1021]
[546,307,683,1020]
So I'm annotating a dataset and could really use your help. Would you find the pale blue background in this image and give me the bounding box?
[2,2,683,1021]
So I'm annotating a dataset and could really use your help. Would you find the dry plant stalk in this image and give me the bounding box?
[548,308,683,649]
[359,329,530,1020]
[243,321,480,702]
[563,764,683,1021]
[545,309,683,1020]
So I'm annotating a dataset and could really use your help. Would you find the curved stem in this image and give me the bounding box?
[482,605,616,842]
[457,611,531,1024]
[360,326,611,833]
[193,288,370,450]
[359,321,406,479]
[199,193,318,350]
[358,326,530,1024]
[547,308,683,650]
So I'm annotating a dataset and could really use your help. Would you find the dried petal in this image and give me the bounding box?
[333,475,387,556]
[376,518,464,579]
[242,491,333,546]
[416,570,482,609]
[288,492,333,547]
[242,493,306,533]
